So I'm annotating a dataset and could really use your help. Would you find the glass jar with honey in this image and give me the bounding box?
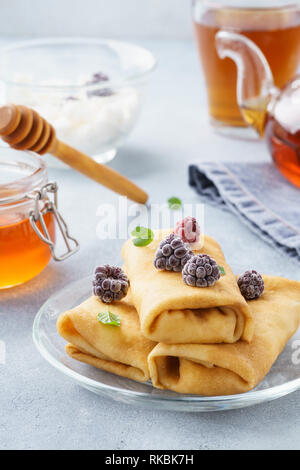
[0,147,79,289]
[192,0,300,138]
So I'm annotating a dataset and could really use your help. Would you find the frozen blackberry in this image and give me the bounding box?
[238,270,264,300]
[86,72,109,85]
[93,265,129,303]
[182,254,221,287]
[154,233,193,272]
[88,88,112,97]
[86,72,113,98]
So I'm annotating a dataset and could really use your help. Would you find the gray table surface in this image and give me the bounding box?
[1,39,300,450]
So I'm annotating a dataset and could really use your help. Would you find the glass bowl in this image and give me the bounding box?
[0,38,156,167]
[33,276,300,412]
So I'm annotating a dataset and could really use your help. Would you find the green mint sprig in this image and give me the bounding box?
[131,226,154,247]
[168,197,182,210]
[97,307,120,327]
[218,265,226,276]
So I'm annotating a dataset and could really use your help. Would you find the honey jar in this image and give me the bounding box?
[0,147,79,289]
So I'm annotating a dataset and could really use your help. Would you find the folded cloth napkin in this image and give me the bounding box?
[148,276,300,396]
[57,293,156,382]
[189,162,300,264]
[122,230,253,344]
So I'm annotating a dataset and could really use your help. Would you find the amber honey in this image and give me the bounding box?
[0,149,58,289]
[0,211,55,288]
[194,7,300,127]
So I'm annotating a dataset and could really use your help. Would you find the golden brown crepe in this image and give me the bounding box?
[57,294,156,383]
[148,276,300,396]
[122,230,253,344]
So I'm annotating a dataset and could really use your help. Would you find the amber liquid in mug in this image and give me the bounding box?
[0,212,55,288]
[194,7,300,127]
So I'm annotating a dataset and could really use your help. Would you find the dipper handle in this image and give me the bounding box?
[0,104,148,204]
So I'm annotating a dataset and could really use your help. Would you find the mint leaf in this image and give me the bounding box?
[131,226,152,239]
[97,307,120,327]
[218,265,226,276]
[168,197,182,210]
[132,226,154,247]
[133,237,153,247]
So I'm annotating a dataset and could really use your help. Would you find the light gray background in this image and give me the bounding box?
[0,0,192,38]
[0,1,300,452]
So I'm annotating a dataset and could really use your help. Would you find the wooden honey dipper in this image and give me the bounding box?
[0,104,148,204]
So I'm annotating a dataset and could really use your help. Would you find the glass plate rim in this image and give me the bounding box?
[32,276,300,406]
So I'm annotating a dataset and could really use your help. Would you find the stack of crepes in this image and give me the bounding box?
[57,230,300,396]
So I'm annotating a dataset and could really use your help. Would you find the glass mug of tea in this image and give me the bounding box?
[192,0,300,137]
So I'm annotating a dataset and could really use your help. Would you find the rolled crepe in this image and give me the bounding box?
[122,230,253,344]
[57,294,156,383]
[148,276,300,396]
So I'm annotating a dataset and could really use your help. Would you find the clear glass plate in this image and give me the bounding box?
[33,276,300,412]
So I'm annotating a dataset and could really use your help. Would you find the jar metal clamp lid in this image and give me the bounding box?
[27,182,79,261]
[0,149,79,263]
